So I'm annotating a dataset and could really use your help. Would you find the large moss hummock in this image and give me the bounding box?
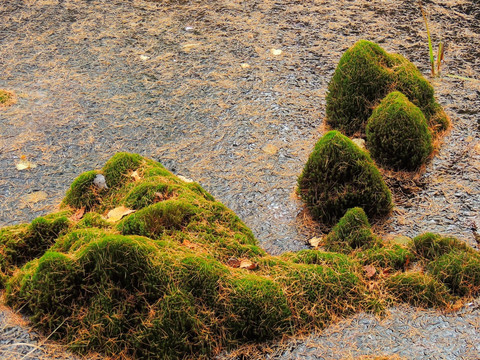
[366,91,433,171]
[326,40,448,136]
[297,131,392,225]
[2,153,479,360]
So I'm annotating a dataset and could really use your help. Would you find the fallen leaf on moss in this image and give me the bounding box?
[240,63,250,69]
[227,258,241,268]
[24,191,47,204]
[105,206,135,222]
[364,265,377,279]
[308,237,323,248]
[240,259,258,270]
[16,155,36,170]
[70,207,86,222]
[130,170,141,181]
[178,175,193,183]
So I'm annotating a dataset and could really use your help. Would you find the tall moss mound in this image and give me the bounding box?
[297,131,392,225]
[366,91,433,171]
[1,153,479,359]
[324,207,380,254]
[326,40,449,136]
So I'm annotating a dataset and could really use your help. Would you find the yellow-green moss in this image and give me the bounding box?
[356,244,414,270]
[0,89,15,107]
[366,91,433,171]
[63,170,103,210]
[102,152,143,189]
[410,232,471,261]
[298,131,392,225]
[326,40,448,136]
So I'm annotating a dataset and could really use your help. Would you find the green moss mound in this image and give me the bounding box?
[366,91,433,171]
[385,272,453,308]
[298,131,392,225]
[326,40,448,136]
[356,243,414,271]
[2,153,478,360]
[428,250,480,297]
[324,207,381,254]
[63,170,103,210]
[410,232,471,261]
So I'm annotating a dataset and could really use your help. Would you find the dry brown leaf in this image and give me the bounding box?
[24,191,47,204]
[262,144,278,155]
[363,265,377,279]
[308,237,323,248]
[105,206,135,223]
[16,155,36,170]
[227,258,241,268]
[70,207,86,222]
[240,259,258,270]
[130,170,141,181]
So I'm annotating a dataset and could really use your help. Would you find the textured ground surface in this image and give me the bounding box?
[0,0,479,359]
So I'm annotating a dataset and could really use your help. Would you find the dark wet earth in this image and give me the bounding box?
[1,0,479,255]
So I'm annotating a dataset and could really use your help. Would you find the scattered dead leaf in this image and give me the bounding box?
[240,63,250,69]
[308,236,323,248]
[24,191,47,204]
[178,175,193,183]
[227,258,241,268]
[363,265,377,279]
[105,206,135,223]
[16,155,36,170]
[240,259,258,270]
[130,170,141,181]
[270,48,282,55]
[70,207,86,222]
[262,143,278,155]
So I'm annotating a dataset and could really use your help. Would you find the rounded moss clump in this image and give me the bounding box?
[324,207,381,254]
[63,170,103,210]
[356,244,414,270]
[123,181,172,210]
[427,250,480,297]
[298,131,392,225]
[385,272,453,308]
[366,91,433,171]
[411,233,471,261]
[102,152,143,189]
[326,40,448,136]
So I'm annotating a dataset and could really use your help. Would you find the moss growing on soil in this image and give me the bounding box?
[385,272,453,308]
[324,207,381,254]
[326,40,449,136]
[2,153,479,360]
[0,89,15,107]
[366,91,433,171]
[298,131,392,225]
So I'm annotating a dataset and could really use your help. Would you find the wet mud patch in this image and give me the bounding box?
[0,0,479,256]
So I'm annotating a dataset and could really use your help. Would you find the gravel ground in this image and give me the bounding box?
[0,0,479,359]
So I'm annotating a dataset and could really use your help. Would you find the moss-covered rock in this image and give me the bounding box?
[298,131,392,225]
[324,207,381,254]
[326,40,448,136]
[366,91,433,171]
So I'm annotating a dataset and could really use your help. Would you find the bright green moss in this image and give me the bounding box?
[385,272,453,308]
[286,250,359,272]
[102,152,143,189]
[63,170,102,210]
[324,207,381,254]
[356,244,414,270]
[428,250,480,297]
[118,200,197,238]
[411,232,471,261]
[298,132,392,225]
[366,91,433,171]
[74,212,111,229]
[123,181,172,210]
[326,40,448,136]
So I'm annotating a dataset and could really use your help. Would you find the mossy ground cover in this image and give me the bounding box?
[1,153,480,360]
[326,40,449,137]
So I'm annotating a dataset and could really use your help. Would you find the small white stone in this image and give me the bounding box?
[93,174,108,189]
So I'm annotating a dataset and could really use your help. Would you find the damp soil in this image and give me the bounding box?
[0,0,479,358]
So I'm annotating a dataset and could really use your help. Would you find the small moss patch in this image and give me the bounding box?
[298,131,392,225]
[326,40,448,136]
[0,89,15,107]
[366,91,433,171]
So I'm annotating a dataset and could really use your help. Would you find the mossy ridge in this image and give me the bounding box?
[4,153,480,360]
[366,91,433,171]
[326,40,448,136]
[298,133,392,225]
